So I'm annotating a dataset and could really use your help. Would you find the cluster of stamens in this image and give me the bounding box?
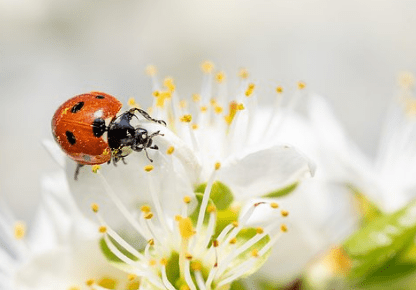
[82,61,306,288]
[87,158,290,289]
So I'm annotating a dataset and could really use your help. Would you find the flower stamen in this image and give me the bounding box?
[14,221,26,240]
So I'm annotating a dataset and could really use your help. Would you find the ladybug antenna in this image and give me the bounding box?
[129,108,166,126]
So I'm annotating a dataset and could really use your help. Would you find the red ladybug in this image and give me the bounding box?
[52,91,165,179]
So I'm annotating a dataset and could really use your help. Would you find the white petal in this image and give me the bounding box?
[307,94,372,182]
[218,145,315,200]
[41,139,66,168]
[251,178,357,283]
[14,238,127,290]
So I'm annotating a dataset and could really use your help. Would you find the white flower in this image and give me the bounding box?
[244,93,361,286]
[58,62,315,289]
[349,72,416,212]
[0,169,135,290]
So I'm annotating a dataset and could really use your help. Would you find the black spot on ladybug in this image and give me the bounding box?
[96,95,105,99]
[66,131,76,145]
[71,102,84,113]
[92,118,106,137]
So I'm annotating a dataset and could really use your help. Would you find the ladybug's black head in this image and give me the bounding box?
[107,108,164,164]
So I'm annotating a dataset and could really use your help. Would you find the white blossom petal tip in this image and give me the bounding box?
[218,145,315,199]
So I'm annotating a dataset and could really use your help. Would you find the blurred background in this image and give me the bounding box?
[1,0,416,219]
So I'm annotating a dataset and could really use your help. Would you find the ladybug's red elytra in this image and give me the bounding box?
[52,91,166,179]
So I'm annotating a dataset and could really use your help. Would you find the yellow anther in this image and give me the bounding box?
[92,165,100,174]
[192,94,201,102]
[141,205,151,213]
[160,258,168,266]
[155,91,172,108]
[399,72,415,89]
[281,224,288,232]
[68,286,81,290]
[127,280,140,290]
[201,61,214,73]
[225,101,238,125]
[175,215,182,221]
[102,148,110,156]
[128,274,137,281]
[281,210,289,217]
[149,259,157,266]
[145,65,157,76]
[14,221,26,240]
[191,124,199,130]
[256,227,264,234]
[148,239,155,246]
[207,205,216,213]
[237,103,245,110]
[163,77,176,92]
[144,212,153,219]
[152,90,160,97]
[276,86,284,93]
[232,221,239,227]
[185,253,193,260]
[215,162,221,170]
[99,226,107,233]
[215,71,226,83]
[178,217,195,239]
[251,249,259,257]
[212,240,219,247]
[128,97,138,107]
[191,261,202,271]
[91,203,99,213]
[210,98,217,106]
[200,106,208,113]
[324,246,353,276]
[183,196,192,204]
[214,105,223,114]
[144,165,154,172]
[229,237,237,244]
[180,114,192,123]
[245,83,255,97]
[297,81,306,90]
[85,279,95,286]
[238,68,249,79]
[166,146,175,155]
[179,99,187,109]
[180,285,190,290]
[270,202,279,209]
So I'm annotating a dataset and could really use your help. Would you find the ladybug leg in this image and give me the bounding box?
[143,148,154,162]
[141,130,164,162]
[74,163,84,180]
[129,108,166,126]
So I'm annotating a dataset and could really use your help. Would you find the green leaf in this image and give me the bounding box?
[261,182,298,198]
[353,262,416,289]
[349,185,383,226]
[343,198,416,282]
[195,181,234,210]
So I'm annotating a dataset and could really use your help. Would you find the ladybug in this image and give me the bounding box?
[52,91,166,179]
